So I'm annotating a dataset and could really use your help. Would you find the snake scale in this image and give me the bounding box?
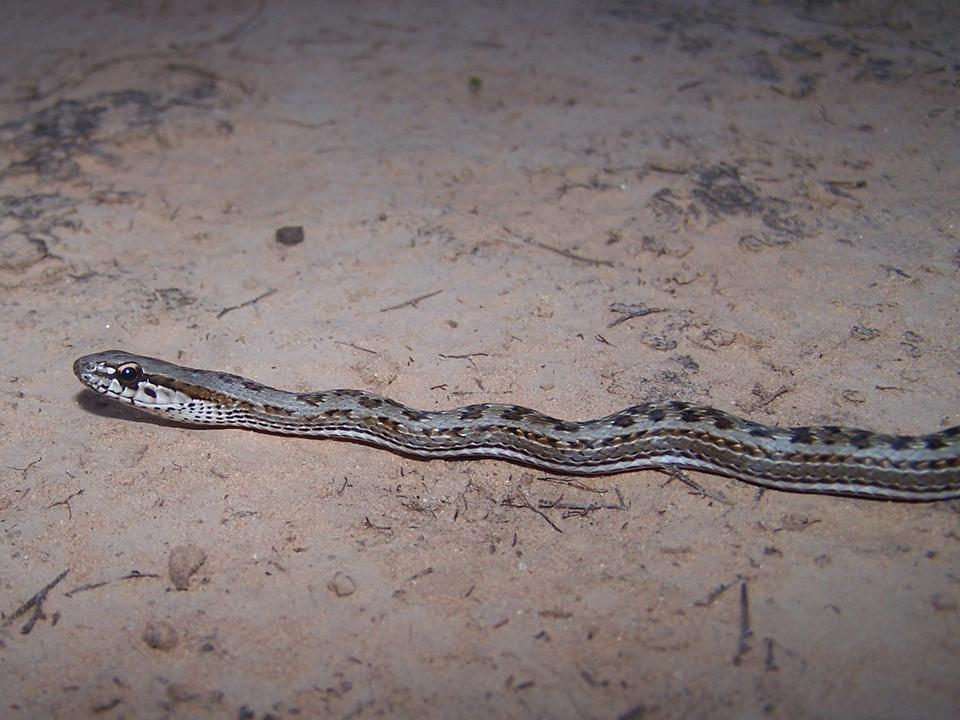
[74,350,960,501]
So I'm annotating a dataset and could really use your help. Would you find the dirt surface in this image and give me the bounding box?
[2,1,959,718]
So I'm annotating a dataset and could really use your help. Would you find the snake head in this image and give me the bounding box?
[73,350,192,414]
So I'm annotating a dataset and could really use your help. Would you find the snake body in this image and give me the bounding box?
[74,350,960,501]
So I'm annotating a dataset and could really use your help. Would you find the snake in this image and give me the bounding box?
[73,350,960,501]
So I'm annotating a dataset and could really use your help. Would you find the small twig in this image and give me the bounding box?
[335,341,378,355]
[764,637,778,672]
[362,516,392,531]
[694,580,736,607]
[660,466,730,505]
[47,488,84,520]
[524,237,614,267]
[608,302,668,328]
[499,224,613,267]
[400,499,438,517]
[822,179,866,199]
[3,568,69,634]
[749,383,792,410]
[65,580,109,596]
[6,457,41,481]
[502,493,563,533]
[733,580,752,665]
[881,264,911,279]
[538,488,627,518]
[555,171,623,199]
[216,288,276,318]
[535,476,606,494]
[407,567,434,582]
[438,352,490,360]
[91,698,122,714]
[379,290,441,312]
[64,571,159,598]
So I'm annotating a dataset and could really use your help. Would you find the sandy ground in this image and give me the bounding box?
[1,1,959,718]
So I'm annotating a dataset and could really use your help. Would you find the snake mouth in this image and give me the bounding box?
[73,358,114,396]
[73,358,97,382]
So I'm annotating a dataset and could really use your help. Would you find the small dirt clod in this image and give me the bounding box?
[168,545,207,590]
[143,621,179,650]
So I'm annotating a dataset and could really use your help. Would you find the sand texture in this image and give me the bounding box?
[1,1,959,718]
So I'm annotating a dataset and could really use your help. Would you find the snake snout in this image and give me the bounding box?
[73,356,105,389]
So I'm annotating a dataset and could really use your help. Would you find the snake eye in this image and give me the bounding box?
[116,362,142,386]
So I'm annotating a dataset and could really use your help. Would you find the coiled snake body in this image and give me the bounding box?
[74,350,960,501]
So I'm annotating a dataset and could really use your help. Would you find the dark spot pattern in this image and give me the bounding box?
[358,396,383,409]
[925,435,946,451]
[890,435,913,451]
[459,405,487,421]
[789,428,815,445]
[847,431,874,450]
[819,426,844,445]
[376,416,401,431]
[646,407,667,423]
[261,403,292,416]
[709,413,734,431]
[500,406,535,422]
[612,414,636,428]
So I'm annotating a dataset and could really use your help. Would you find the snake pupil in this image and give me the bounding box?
[117,363,142,386]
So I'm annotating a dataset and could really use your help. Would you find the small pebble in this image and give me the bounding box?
[275,225,305,246]
[328,571,356,597]
[841,389,866,404]
[143,621,178,650]
[850,323,880,341]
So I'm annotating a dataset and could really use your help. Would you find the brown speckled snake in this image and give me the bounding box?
[74,350,960,501]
